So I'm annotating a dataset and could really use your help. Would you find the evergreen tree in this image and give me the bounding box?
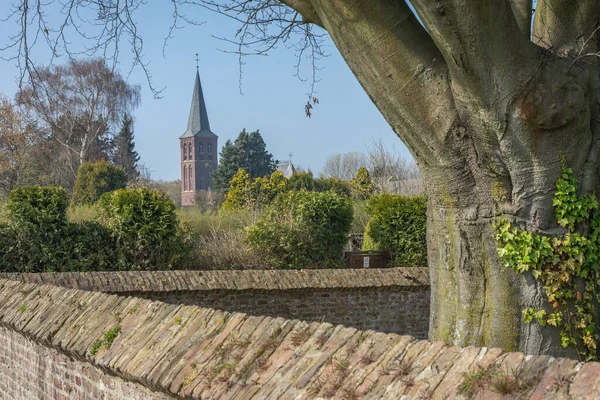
[212,129,276,189]
[113,114,140,181]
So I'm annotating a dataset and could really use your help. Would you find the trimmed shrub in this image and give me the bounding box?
[65,221,116,271]
[0,223,19,271]
[363,194,427,267]
[2,186,70,271]
[72,160,127,206]
[98,188,190,269]
[247,190,353,268]
[4,186,68,229]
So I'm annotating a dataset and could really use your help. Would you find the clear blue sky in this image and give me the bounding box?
[0,2,412,181]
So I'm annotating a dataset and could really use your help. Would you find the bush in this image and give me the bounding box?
[222,169,288,212]
[64,221,116,271]
[2,186,70,271]
[364,194,427,267]
[71,160,127,206]
[287,171,317,191]
[314,177,352,197]
[350,167,374,200]
[98,188,191,269]
[4,186,68,229]
[247,190,353,268]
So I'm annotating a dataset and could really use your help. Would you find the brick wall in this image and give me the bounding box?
[0,327,171,399]
[131,287,429,338]
[0,278,598,399]
[1,268,431,338]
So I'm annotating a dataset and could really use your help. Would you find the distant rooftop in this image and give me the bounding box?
[276,161,295,178]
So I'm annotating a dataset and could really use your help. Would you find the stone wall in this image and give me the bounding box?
[0,268,430,337]
[0,278,598,399]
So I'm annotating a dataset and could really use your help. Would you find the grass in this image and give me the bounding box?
[176,208,255,236]
[89,325,121,356]
[458,363,541,398]
[458,364,496,397]
[290,326,311,347]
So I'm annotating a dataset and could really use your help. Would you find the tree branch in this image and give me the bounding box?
[307,0,457,166]
[280,0,323,28]
[533,0,600,54]
[410,0,538,109]
[509,0,533,39]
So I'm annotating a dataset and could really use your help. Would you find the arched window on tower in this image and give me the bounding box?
[199,144,203,153]
[188,142,192,160]
[208,145,212,154]
[183,166,187,191]
[188,165,193,190]
[183,143,187,161]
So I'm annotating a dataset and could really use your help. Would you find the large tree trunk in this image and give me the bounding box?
[288,0,600,356]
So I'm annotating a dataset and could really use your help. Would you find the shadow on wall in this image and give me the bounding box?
[124,287,430,339]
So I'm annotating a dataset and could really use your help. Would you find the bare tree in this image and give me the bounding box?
[0,94,40,195]
[366,138,419,179]
[16,58,140,187]
[3,0,600,357]
[321,152,366,180]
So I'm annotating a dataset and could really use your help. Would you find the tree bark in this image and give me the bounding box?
[298,0,600,356]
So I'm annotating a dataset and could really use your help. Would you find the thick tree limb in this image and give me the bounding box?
[308,0,457,166]
[280,0,323,28]
[410,0,538,109]
[509,0,533,39]
[533,0,600,54]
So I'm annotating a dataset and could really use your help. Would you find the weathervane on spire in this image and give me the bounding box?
[288,152,293,162]
[195,53,199,70]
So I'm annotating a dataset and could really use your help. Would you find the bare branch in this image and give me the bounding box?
[1,0,326,102]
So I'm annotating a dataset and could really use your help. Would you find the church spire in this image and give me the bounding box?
[181,65,214,138]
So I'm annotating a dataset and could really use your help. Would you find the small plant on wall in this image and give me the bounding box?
[495,158,600,360]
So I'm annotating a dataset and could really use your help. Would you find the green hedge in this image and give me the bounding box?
[2,186,71,271]
[247,190,353,268]
[98,188,191,270]
[363,194,427,267]
[71,160,127,206]
[0,186,191,272]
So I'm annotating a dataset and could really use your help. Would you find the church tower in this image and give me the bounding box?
[180,66,218,206]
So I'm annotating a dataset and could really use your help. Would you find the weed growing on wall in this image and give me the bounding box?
[89,325,121,356]
[495,158,600,360]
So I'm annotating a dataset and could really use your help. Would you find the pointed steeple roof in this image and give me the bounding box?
[180,69,217,138]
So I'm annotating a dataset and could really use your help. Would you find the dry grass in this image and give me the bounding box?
[67,204,99,222]
[189,227,265,270]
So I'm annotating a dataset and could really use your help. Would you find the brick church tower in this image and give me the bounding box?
[180,67,218,206]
